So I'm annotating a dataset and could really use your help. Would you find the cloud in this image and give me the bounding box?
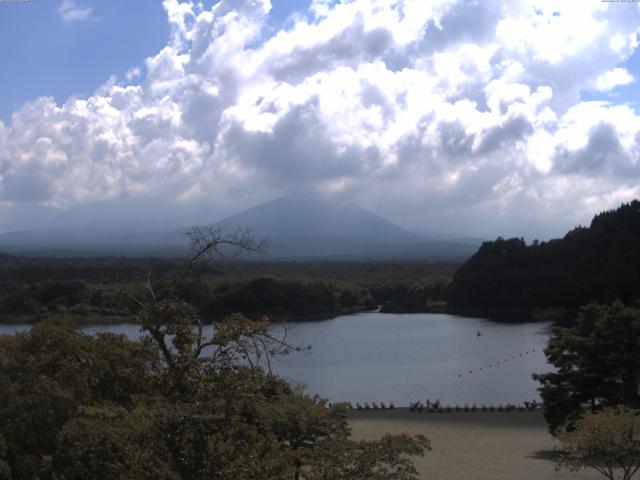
[594,67,634,92]
[3,0,640,237]
[555,123,627,175]
[58,0,94,23]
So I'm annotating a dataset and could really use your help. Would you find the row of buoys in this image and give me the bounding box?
[457,348,537,378]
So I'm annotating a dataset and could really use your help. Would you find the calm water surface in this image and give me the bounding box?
[0,313,551,406]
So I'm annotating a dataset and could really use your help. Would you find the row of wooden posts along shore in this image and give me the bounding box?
[407,402,539,413]
[326,401,541,412]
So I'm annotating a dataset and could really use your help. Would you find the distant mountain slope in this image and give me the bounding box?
[212,195,478,258]
[0,223,187,254]
[214,196,439,258]
[447,200,640,310]
[0,196,479,259]
[216,196,422,245]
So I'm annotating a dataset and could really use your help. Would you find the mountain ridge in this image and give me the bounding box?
[0,196,479,259]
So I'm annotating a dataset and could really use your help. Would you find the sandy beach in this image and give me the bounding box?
[348,409,600,480]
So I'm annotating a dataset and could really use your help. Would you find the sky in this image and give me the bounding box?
[1,0,640,239]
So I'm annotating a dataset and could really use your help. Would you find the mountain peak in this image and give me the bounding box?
[216,195,422,246]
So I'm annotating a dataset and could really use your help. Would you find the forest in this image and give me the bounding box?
[0,255,456,324]
[447,200,640,321]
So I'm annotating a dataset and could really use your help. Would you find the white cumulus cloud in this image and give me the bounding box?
[3,0,640,238]
[594,67,634,92]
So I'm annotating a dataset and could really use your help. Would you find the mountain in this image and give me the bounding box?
[0,196,479,259]
[447,200,640,314]
[213,196,479,258]
[215,196,420,257]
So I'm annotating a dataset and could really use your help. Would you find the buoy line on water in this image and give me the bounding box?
[456,348,538,378]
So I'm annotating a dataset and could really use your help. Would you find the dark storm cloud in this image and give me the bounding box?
[555,123,638,177]
[222,99,378,187]
[476,115,533,155]
[268,16,394,83]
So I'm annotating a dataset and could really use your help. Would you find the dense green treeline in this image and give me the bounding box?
[447,200,640,316]
[0,254,456,287]
[374,282,447,313]
[0,254,188,283]
[199,277,376,320]
[0,257,457,322]
[0,280,141,321]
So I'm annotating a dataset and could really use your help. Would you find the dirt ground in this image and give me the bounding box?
[348,409,601,480]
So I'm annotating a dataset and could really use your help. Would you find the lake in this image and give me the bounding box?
[0,312,551,406]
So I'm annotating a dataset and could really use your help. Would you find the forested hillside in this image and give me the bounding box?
[447,200,640,314]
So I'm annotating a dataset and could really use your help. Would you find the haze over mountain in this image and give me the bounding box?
[0,196,479,259]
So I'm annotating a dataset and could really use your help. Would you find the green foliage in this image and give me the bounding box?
[0,228,430,479]
[54,405,177,480]
[37,280,87,305]
[306,433,430,480]
[203,277,375,320]
[534,303,640,433]
[448,200,640,313]
[0,314,429,479]
[557,407,640,480]
[374,281,447,313]
[0,320,160,479]
[0,257,456,322]
[0,433,9,480]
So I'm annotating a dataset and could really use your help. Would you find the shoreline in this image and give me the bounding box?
[0,306,560,326]
[445,306,573,323]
